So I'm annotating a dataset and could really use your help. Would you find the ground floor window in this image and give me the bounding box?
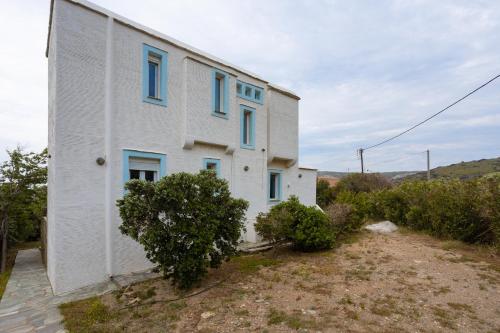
[268,169,282,201]
[203,158,221,177]
[123,150,166,188]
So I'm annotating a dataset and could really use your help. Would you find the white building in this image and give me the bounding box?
[46,0,317,294]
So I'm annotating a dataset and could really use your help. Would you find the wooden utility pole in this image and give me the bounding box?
[426,149,431,180]
[359,148,365,174]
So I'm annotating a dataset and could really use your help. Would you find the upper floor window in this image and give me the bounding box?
[123,150,167,188]
[240,105,255,149]
[203,158,221,177]
[142,44,168,107]
[212,69,229,118]
[237,80,264,105]
[268,170,282,202]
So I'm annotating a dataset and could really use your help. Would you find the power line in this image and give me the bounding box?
[362,74,500,151]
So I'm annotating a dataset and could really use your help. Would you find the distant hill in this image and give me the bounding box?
[403,157,500,181]
[319,157,500,182]
[318,170,419,180]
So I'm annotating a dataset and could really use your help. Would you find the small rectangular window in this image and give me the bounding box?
[240,105,255,149]
[268,171,281,201]
[148,56,160,98]
[237,80,264,104]
[130,169,140,180]
[214,76,224,113]
[244,86,252,97]
[128,157,160,182]
[203,158,221,177]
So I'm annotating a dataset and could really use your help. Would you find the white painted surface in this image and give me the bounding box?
[47,0,316,294]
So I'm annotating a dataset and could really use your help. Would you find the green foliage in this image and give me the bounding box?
[335,173,392,194]
[255,196,335,251]
[0,147,47,244]
[339,177,500,247]
[316,179,335,208]
[117,171,248,289]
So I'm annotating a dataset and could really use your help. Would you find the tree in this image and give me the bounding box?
[0,147,47,272]
[316,179,335,208]
[117,171,248,289]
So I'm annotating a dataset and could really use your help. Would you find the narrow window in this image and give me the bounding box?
[214,76,223,113]
[212,70,228,117]
[236,82,242,95]
[269,172,281,201]
[148,55,160,98]
[243,111,251,145]
[142,45,168,106]
[240,105,255,149]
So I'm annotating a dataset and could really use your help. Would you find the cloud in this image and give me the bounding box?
[0,0,499,171]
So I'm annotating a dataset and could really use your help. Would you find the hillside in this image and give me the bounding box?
[319,156,500,181]
[404,157,500,180]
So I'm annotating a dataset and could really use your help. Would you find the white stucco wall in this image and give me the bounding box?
[47,0,317,294]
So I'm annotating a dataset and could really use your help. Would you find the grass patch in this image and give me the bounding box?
[447,302,474,313]
[60,297,115,333]
[431,305,455,329]
[232,255,280,273]
[267,308,318,330]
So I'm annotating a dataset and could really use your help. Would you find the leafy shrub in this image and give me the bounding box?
[255,196,335,251]
[335,173,392,194]
[340,177,500,247]
[117,171,248,289]
[316,179,335,208]
[324,203,363,237]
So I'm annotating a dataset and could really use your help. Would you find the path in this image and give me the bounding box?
[0,248,154,332]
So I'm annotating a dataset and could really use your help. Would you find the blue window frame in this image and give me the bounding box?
[211,69,229,118]
[202,158,221,177]
[142,44,168,107]
[268,169,282,202]
[240,105,256,149]
[123,150,167,188]
[237,80,264,104]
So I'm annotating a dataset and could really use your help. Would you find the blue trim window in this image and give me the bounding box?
[202,158,221,177]
[240,105,256,149]
[123,150,167,187]
[237,80,264,104]
[211,69,229,118]
[142,44,168,107]
[268,169,282,202]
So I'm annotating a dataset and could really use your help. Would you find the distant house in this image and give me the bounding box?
[46,0,317,294]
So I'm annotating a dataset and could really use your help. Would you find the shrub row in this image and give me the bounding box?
[336,176,500,246]
[255,196,364,251]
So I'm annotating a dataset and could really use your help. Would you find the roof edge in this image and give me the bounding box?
[45,0,299,97]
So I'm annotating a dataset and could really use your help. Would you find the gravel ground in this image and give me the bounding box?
[61,230,500,332]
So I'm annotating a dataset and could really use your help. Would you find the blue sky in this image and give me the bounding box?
[0,0,499,172]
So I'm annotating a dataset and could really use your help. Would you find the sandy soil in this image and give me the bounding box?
[64,230,500,332]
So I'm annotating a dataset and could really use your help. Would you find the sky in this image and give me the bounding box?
[0,0,499,172]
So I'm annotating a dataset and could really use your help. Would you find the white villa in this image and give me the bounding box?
[46,0,317,294]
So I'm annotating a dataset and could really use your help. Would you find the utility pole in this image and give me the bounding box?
[359,148,364,174]
[426,149,431,180]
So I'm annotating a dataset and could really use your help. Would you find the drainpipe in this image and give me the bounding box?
[104,16,114,278]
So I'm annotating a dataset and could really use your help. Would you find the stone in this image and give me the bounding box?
[201,311,215,319]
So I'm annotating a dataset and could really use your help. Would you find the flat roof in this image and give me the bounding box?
[46,0,300,100]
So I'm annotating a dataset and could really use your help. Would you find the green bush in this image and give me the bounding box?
[117,171,248,289]
[255,196,335,251]
[335,173,392,194]
[340,177,500,247]
[316,179,335,208]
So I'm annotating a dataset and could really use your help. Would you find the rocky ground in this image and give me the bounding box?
[60,230,500,332]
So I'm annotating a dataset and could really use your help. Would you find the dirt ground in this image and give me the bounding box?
[61,230,500,332]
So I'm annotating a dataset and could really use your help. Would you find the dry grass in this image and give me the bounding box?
[60,232,500,332]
